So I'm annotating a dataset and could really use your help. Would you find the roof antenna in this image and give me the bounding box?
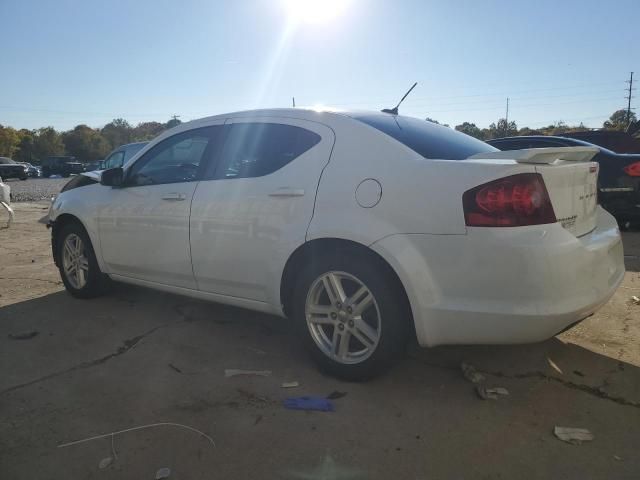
[382,82,417,115]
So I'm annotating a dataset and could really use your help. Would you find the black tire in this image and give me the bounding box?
[56,222,108,299]
[292,250,409,381]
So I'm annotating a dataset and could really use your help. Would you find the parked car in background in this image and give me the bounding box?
[102,142,148,170]
[561,130,640,154]
[47,109,623,379]
[85,160,105,172]
[41,156,84,177]
[487,135,640,227]
[0,157,28,180]
[17,162,41,177]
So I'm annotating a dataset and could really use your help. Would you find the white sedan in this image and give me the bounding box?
[48,108,624,379]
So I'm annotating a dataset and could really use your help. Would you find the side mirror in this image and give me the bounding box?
[101,167,124,187]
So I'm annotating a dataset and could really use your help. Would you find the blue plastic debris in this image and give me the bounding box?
[283,396,335,412]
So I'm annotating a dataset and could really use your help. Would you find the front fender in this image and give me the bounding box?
[49,185,107,272]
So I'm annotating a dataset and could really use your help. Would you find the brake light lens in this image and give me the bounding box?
[463,173,556,227]
[623,161,640,177]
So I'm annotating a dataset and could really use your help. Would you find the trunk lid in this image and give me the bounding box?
[469,147,600,236]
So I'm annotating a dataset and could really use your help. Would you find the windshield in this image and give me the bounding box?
[352,113,498,160]
[123,143,147,162]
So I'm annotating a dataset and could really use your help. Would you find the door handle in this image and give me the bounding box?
[161,192,187,201]
[268,188,305,198]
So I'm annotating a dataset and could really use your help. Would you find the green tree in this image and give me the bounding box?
[101,118,133,148]
[133,121,165,140]
[517,127,542,136]
[14,129,37,163]
[63,125,111,162]
[604,109,637,131]
[0,125,21,157]
[33,127,65,161]
[165,117,182,129]
[455,122,484,140]
[487,118,518,139]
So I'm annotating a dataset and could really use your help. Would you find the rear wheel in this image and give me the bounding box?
[293,252,408,380]
[57,223,107,298]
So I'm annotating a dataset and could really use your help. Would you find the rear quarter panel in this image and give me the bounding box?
[308,118,537,243]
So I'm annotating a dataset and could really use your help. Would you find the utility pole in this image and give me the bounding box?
[171,114,181,122]
[505,97,509,124]
[292,97,296,108]
[625,72,635,129]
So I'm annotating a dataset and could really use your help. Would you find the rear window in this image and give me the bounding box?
[352,114,497,160]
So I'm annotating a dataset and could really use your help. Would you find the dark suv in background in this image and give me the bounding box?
[41,156,84,177]
[487,135,640,227]
[0,157,28,180]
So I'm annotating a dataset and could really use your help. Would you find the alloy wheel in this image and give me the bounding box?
[62,233,89,289]
[305,271,381,364]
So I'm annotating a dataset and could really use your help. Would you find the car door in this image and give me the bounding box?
[189,117,334,304]
[97,124,225,289]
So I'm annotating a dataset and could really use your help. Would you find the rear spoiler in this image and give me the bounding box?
[468,146,599,164]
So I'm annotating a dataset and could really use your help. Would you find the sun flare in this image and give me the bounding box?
[282,0,351,25]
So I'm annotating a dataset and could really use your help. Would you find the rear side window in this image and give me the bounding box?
[214,123,321,179]
[352,114,496,160]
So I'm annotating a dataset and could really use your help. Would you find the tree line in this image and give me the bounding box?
[0,109,637,164]
[0,117,182,164]
[450,109,638,141]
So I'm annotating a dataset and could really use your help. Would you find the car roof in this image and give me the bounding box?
[178,107,402,128]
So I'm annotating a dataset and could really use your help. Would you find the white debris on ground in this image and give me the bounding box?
[553,426,594,445]
[475,386,510,400]
[155,467,171,479]
[281,381,300,388]
[461,363,486,384]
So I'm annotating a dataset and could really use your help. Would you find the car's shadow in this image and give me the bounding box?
[1,282,638,406]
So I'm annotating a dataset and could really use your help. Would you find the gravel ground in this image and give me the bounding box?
[5,177,69,202]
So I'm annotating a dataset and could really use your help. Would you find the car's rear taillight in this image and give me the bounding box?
[623,161,640,177]
[463,173,556,227]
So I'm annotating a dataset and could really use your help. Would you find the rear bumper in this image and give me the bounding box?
[371,206,624,347]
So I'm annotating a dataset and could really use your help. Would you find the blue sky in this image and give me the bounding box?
[1,0,638,131]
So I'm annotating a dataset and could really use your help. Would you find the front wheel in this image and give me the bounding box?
[57,223,107,298]
[293,252,408,380]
